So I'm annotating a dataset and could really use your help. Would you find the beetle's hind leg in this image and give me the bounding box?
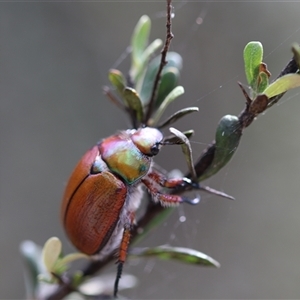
[114,212,135,297]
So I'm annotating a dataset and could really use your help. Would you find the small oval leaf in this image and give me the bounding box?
[163,129,194,145]
[169,127,197,181]
[257,71,269,94]
[129,245,220,268]
[53,253,90,275]
[139,52,182,105]
[199,115,242,181]
[292,43,300,69]
[264,73,300,98]
[123,87,144,122]
[59,253,90,266]
[108,69,126,95]
[131,15,151,69]
[141,39,163,66]
[158,107,199,129]
[244,41,263,91]
[42,237,62,273]
[155,67,180,109]
[150,86,184,126]
[134,38,163,89]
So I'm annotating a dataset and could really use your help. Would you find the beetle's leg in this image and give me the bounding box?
[114,213,135,297]
[147,171,200,189]
[142,178,200,206]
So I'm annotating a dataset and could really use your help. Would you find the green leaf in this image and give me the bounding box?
[163,129,195,144]
[50,256,87,276]
[141,39,163,66]
[139,52,182,105]
[108,69,126,95]
[264,74,300,98]
[131,15,151,78]
[199,115,242,181]
[169,127,197,181]
[257,71,269,94]
[42,237,62,273]
[292,43,300,69]
[155,67,181,109]
[53,253,89,275]
[158,107,199,129]
[129,245,220,267]
[150,86,184,126]
[135,38,163,90]
[244,41,263,91]
[59,253,89,267]
[123,87,144,122]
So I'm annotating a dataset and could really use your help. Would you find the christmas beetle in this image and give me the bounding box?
[61,126,200,295]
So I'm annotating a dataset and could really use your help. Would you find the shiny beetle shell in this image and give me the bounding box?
[61,127,163,255]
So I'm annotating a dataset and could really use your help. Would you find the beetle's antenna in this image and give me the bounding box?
[144,0,174,124]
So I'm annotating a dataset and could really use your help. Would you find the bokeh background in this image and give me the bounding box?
[2,1,300,299]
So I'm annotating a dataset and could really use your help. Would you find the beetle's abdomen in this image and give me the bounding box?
[99,135,151,184]
[61,146,127,255]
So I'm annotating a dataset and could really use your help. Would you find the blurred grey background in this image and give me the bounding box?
[2,1,300,299]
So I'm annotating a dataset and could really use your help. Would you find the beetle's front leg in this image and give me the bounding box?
[142,178,200,206]
[147,170,200,190]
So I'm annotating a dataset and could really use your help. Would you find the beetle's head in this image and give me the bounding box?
[131,127,163,156]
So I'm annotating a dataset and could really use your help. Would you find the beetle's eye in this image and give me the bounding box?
[150,143,160,156]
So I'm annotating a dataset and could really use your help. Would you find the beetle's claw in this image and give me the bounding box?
[191,181,200,189]
[182,178,200,190]
[182,194,200,205]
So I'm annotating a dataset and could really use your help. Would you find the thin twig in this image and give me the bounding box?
[144,0,174,124]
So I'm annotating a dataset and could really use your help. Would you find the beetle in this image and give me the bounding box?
[61,126,200,296]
